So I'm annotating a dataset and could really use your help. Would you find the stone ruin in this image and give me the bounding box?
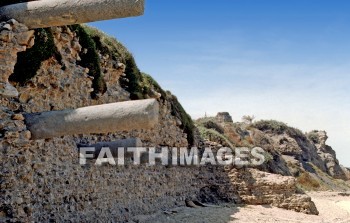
[216,112,233,123]
[0,1,321,221]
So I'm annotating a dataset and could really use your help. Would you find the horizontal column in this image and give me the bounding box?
[25,99,159,139]
[0,0,144,29]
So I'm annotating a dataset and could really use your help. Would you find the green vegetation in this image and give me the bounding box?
[297,172,321,191]
[263,151,274,163]
[196,117,224,134]
[197,126,234,148]
[142,73,167,98]
[167,93,195,145]
[10,28,61,85]
[195,117,255,147]
[307,131,320,144]
[68,25,106,98]
[82,25,130,62]
[82,25,195,145]
[81,25,142,99]
[252,120,306,140]
[9,23,195,145]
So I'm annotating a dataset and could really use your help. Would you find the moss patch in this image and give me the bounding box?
[196,117,225,134]
[252,120,306,140]
[198,126,234,148]
[307,131,320,144]
[10,28,60,85]
[82,26,195,145]
[80,25,144,99]
[166,93,195,145]
[68,25,106,98]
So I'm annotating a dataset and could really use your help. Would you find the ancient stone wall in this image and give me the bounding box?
[0,22,195,222]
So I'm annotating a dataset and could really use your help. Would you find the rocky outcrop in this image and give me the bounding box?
[229,168,318,215]
[198,138,319,215]
[216,112,233,123]
[196,115,349,188]
[309,130,346,180]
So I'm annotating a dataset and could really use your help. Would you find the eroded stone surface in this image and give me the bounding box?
[229,168,319,215]
[0,19,34,97]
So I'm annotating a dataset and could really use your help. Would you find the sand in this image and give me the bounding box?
[132,191,350,223]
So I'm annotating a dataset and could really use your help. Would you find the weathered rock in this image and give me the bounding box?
[229,168,319,215]
[0,0,144,29]
[11,113,24,120]
[216,112,233,123]
[25,99,159,139]
[0,20,34,97]
[310,130,347,180]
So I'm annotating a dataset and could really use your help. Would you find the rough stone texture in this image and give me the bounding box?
[0,0,144,29]
[216,112,233,123]
[0,25,193,222]
[311,130,346,180]
[25,99,159,139]
[197,116,349,190]
[0,19,34,97]
[199,138,319,215]
[266,130,347,180]
[228,168,319,215]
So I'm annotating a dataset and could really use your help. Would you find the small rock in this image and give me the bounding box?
[0,30,13,42]
[22,130,32,140]
[2,23,12,31]
[15,30,35,46]
[8,19,19,26]
[0,82,19,98]
[12,114,25,121]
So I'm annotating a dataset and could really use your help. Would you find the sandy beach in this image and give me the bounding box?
[132,191,350,223]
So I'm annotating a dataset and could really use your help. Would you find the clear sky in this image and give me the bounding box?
[90,0,350,167]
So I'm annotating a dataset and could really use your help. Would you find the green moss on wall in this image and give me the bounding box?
[197,126,234,148]
[68,25,106,98]
[142,73,167,98]
[122,54,145,100]
[73,25,196,145]
[9,28,60,85]
[167,93,195,145]
[81,26,150,100]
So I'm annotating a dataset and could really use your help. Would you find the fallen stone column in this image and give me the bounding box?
[0,0,144,29]
[78,138,143,158]
[24,99,159,139]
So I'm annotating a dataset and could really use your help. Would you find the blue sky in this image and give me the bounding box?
[90,0,350,166]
